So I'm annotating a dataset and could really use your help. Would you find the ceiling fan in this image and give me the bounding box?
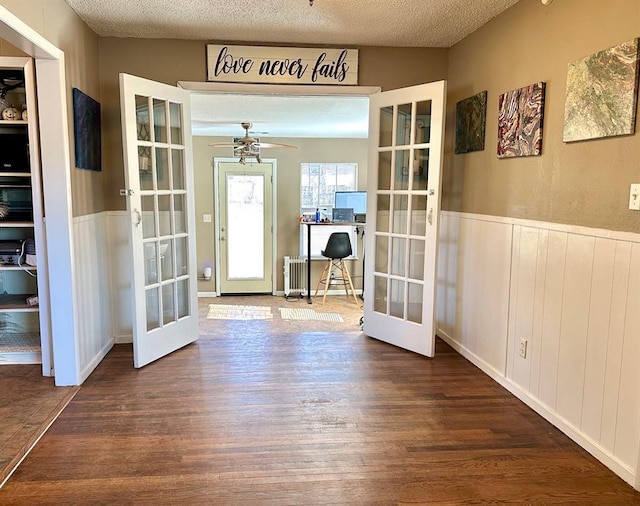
[209,122,298,164]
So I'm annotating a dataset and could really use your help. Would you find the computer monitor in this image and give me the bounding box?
[334,191,367,215]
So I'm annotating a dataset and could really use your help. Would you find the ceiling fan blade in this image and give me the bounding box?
[208,142,240,147]
[254,142,298,149]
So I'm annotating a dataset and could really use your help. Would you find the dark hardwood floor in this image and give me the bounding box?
[1,296,638,504]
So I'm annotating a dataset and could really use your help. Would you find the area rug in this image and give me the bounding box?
[278,307,344,322]
[207,304,273,320]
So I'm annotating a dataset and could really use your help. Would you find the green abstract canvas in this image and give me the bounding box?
[455,91,487,154]
[563,38,640,142]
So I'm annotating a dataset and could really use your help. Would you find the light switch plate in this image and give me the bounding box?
[203,214,212,222]
[629,184,640,211]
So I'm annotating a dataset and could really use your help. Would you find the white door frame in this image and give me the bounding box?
[0,7,78,385]
[213,157,278,296]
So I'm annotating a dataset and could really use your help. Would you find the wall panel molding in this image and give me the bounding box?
[437,211,640,489]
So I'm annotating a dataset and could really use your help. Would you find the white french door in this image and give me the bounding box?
[363,81,446,357]
[120,73,198,368]
[215,160,274,294]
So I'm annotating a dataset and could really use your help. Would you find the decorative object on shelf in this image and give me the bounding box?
[72,87,102,171]
[563,38,640,143]
[0,199,8,219]
[1,107,20,121]
[21,108,27,121]
[497,82,546,158]
[455,90,487,154]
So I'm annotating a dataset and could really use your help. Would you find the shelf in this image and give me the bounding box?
[0,294,39,312]
[0,222,34,228]
[0,264,35,271]
[0,120,27,125]
[0,172,30,177]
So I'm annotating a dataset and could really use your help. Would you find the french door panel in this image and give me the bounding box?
[363,81,446,358]
[120,73,199,368]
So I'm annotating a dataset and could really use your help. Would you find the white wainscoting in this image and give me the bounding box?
[73,213,115,382]
[437,211,640,489]
[106,211,133,343]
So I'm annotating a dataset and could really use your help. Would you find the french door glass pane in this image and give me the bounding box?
[411,195,428,236]
[135,95,150,141]
[390,237,406,277]
[174,194,186,234]
[413,148,429,191]
[392,195,408,234]
[378,151,392,191]
[227,174,264,279]
[144,242,159,285]
[394,150,410,190]
[374,276,387,313]
[153,99,167,143]
[175,236,188,276]
[396,103,412,146]
[169,102,183,144]
[162,283,175,325]
[141,196,156,239]
[158,195,172,237]
[408,239,425,280]
[177,279,189,319]
[375,235,388,273]
[379,106,393,147]
[146,287,160,331]
[416,100,432,144]
[390,279,404,319]
[156,147,170,190]
[160,239,173,281]
[172,149,185,190]
[376,194,390,233]
[407,282,423,324]
[138,146,153,190]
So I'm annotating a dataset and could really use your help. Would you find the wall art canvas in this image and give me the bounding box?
[563,38,640,142]
[455,90,487,154]
[497,82,545,158]
[72,88,102,171]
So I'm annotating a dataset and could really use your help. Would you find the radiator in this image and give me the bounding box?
[283,256,307,297]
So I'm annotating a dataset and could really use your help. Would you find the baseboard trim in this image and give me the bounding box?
[437,329,636,488]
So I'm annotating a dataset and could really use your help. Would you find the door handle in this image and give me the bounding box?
[427,208,433,225]
[133,209,142,227]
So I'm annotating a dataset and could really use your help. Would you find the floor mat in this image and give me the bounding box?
[207,304,273,320]
[279,307,344,322]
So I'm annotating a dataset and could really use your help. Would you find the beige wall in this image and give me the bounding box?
[444,0,640,233]
[97,38,449,212]
[193,136,368,293]
[0,0,103,216]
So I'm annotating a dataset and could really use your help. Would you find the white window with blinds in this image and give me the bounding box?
[300,162,358,258]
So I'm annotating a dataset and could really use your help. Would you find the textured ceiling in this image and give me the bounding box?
[65,0,522,138]
[64,0,520,48]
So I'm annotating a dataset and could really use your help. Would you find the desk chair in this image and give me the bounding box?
[314,232,359,306]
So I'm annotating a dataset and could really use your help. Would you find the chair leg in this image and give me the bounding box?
[340,259,359,305]
[322,260,337,306]
[314,259,331,298]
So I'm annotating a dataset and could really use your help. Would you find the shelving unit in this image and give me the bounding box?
[0,58,48,368]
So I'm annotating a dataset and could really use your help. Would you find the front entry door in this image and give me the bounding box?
[120,73,199,368]
[216,160,274,294]
[363,81,446,358]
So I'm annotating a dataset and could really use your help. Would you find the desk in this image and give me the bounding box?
[302,221,365,304]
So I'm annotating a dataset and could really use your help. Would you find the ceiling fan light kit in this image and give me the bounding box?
[209,122,298,164]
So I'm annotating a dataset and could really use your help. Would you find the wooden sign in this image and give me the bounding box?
[206,45,358,85]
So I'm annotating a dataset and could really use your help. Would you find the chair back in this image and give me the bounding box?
[322,232,352,259]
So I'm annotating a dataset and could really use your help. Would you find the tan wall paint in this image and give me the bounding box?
[193,136,368,293]
[444,0,640,233]
[97,38,448,212]
[0,0,103,216]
